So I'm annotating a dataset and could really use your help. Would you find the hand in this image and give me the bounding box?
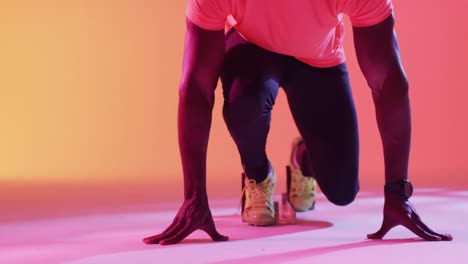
[368,194,452,241]
[143,197,229,245]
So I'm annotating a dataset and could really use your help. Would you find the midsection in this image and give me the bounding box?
[230,0,343,66]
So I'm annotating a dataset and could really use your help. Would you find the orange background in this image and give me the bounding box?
[1,1,467,220]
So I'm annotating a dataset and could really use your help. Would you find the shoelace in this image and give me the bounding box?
[240,179,273,211]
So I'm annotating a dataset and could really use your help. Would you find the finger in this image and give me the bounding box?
[143,220,182,244]
[159,223,195,245]
[367,217,398,240]
[202,224,229,242]
[143,233,168,245]
[412,212,453,241]
[402,217,441,241]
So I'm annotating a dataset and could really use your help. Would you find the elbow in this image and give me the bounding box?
[366,66,409,100]
[178,77,215,109]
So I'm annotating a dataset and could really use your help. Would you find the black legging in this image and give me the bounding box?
[221,29,359,206]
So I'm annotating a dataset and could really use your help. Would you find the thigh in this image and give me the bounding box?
[282,62,359,202]
[222,29,282,107]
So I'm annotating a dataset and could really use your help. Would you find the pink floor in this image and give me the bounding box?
[1,189,466,264]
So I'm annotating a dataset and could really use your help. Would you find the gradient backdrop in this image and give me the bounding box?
[1,0,467,220]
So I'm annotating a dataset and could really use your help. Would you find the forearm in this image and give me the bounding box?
[178,81,215,200]
[371,69,411,184]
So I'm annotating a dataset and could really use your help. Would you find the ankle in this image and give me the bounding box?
[244,160,271,183]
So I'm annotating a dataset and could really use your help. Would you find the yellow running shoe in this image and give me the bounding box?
[241,168,276,226]
[288,137,316,212]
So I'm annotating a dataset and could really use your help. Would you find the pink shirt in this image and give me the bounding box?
[187,0,393,67]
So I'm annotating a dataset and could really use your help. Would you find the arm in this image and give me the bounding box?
[178,18,225,201]
[143,18,228,245]
[353,14,452,241]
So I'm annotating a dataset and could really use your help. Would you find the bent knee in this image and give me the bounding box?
[325,187,359,206]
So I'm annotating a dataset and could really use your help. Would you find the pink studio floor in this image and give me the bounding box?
[1,189,466,264]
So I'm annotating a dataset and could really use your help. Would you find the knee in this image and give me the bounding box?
[222,80,277,125]
[223,96,266,128]
[322,182,359,206]
[327,190,358,206]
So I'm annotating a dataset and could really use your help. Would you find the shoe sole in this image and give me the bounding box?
[243,217,276,226]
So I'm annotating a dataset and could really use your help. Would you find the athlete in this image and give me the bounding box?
[144,0,452,245]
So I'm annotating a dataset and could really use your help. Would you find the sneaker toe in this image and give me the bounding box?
[289,197,314,212]
[244,210,275,226]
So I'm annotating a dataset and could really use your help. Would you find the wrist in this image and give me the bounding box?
[384,180,413,200]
